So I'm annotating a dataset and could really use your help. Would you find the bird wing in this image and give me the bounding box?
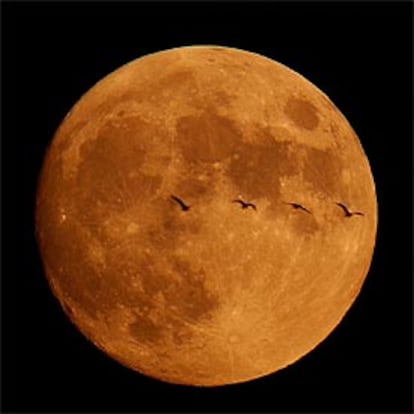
[171,195,186,208]
[336,202,349,214]
[170,195,180,204]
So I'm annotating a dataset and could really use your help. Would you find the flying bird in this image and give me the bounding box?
[232,199,257,210]
[335,202,364,217]
[284,202,312,214]
[170,195,190,211]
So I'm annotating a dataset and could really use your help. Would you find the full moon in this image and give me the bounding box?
[36,45,377,386]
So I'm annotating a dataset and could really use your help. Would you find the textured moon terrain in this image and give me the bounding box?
[36,45,377,386]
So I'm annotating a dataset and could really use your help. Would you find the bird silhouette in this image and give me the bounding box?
[170,195,190,211]
[284,202,312,214]
[232,199,257,210]
[335,202,364,217]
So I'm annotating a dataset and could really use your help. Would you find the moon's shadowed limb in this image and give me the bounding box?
[35,45,377,386]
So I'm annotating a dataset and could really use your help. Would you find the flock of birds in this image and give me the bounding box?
[169,195,364,217]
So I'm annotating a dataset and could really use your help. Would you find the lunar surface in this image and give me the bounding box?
[36,46,377,386]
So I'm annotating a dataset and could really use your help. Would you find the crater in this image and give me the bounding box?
[131,69,196,103]
[139,257,170,297]
[44,221,105,320]
[290,212,320,238]
[285,97,319,130]
[210,91,235,107]
[162,213,200,236]
[129,313,163,344]
[74,117,164,225]
[99,248,171,313]
[62,301,74,317]
[172,328,192,346]
[227,134,300,200]
[176,113,241,163]
[126,256,219,344]
[173,168,219,203]
[303,147,343,196]
[145,208,201,254]
[167,258,219,323]
[174,176,211,199]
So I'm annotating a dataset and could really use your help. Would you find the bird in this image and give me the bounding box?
[232,199,257,210]
[170,195,190,211]
[335,202,364,217]
[284,202,312,214]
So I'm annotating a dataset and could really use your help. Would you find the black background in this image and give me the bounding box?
[2,1,412,412]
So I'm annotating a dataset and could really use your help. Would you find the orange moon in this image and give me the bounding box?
[35,45,377,386]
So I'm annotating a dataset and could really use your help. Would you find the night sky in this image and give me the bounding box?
[3,1,412,412]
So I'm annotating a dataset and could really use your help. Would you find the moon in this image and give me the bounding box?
[35,45,377,386]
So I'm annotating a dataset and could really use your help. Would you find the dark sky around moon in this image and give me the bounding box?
[3,1,412,412]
